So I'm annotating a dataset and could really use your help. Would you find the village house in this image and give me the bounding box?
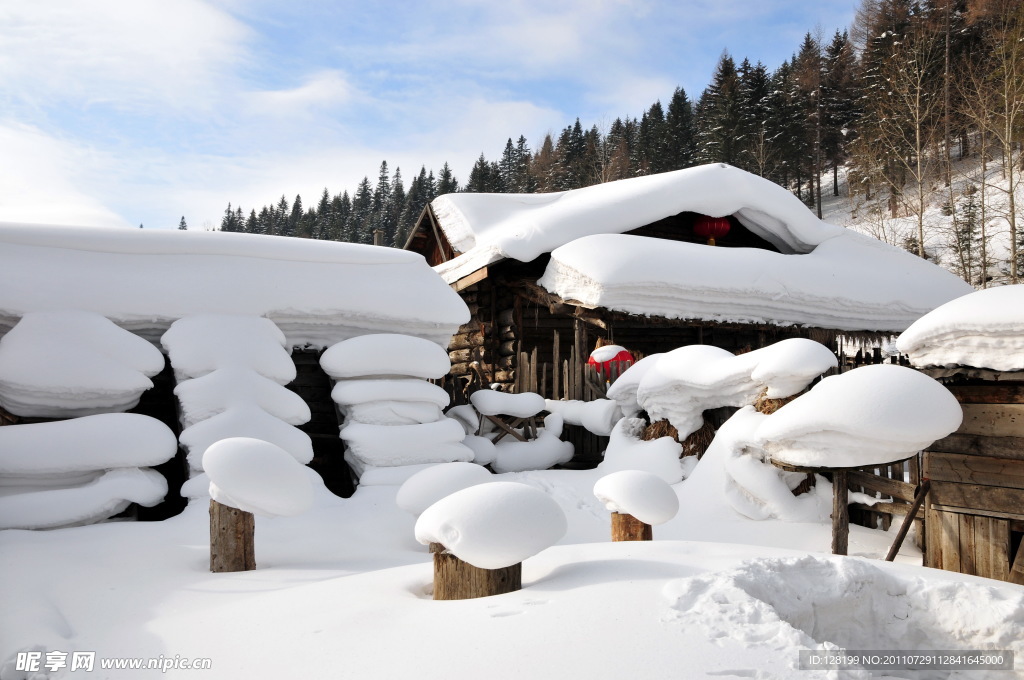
[404,163,972,405]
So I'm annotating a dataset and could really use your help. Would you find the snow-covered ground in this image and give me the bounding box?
[2,411,1022,679]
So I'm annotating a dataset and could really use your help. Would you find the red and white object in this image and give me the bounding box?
[587,344,633,380]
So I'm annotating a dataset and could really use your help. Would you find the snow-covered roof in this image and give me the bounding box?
[896,284,1024,372]
[425,164,972,332]
[0,222,469,347]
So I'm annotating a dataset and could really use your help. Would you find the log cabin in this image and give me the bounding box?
[404,164,973,406]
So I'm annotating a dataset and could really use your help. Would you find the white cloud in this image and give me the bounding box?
[0,0,251,113]
[245,70,354,119]
[0,122,130,228]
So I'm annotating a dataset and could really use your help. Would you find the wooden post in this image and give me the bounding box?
[611,512,652,541]
[832,469,849,556]
[210,499,255,572]
[885,479,930,561]
[430,542,521,600]
[552,330,560,401]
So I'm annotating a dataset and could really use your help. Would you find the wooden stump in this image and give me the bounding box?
[210,499,255,572]
[831,470,849,556]
[611,512,652,542]
[430,543,521,600]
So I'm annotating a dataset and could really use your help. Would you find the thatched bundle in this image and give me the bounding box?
[640,417,716,460]
[752,388,801,415]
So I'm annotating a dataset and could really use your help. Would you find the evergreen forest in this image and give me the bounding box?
[215,0,1024,285]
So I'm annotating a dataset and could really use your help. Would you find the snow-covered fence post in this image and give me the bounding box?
[594,471,679,542]
[611,512,652,541]
[209,500,255,572]
[204,437,314,574]
[430,542,522,600]
[415,482,566,601]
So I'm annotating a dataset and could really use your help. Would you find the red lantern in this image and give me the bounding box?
[587,345,634,382]
[694,216,731,246]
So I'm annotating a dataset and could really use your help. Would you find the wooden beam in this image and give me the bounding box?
[847,470,917,503]
[927,433,1024,460]
[425,205,450,263]
[929,481,1024,517]
[924,451,1024,489]
[957,404,1024,438]
[947,384,1024,404]
[484,414,527,443]
[451,267,489,292]
[885,480,930,561]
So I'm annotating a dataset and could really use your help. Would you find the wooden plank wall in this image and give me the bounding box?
[923,382,1024,584]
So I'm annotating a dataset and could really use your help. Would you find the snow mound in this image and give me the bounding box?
[593,470,679,525]
[161,315,295,383]
[0,467,167,530]
[395,462,493,516]
[0,221,469,347]
[897,284,1024,371]
[605,353,664,417]
[637,339,836,437]
[445,404,480,435]
[414,481,567,569]
[664,555,1024,665]
[470,390,545,417]
[340,420,473,468]
[460,434,497,466]
[331,378,449,426]
[331,379,450,407]
[596,417,685,484]
[0,310,165,417]
[756,364,962,468]
[204,438,314,518]
[174,368,311,428]
[543,398,622,436]
[180,405,314,471]
[0,414,177,474]
[320,334,451,380]
[490,431,574,474]
[538,230,971,333]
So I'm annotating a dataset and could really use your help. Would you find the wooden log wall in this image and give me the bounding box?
[923,381,1024,584]
[288,349,355,499]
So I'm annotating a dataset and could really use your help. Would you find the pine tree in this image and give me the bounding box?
[178,216,188,231]
[822,30,859,196]
[437,162,459,194]
[737,59,772,175]
[665,88,697,171]
[352,178,373,243]
[289,194,305,237]
[220,203,240,232]
[695,52,744,165]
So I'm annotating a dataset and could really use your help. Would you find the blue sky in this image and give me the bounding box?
[0,0,855,231]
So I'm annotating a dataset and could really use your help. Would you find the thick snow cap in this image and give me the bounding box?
[414,481,567,569]
[161,315,296,383]
[395,462,493,516]
[0,222,469,347]
[635,339,836,437]
[593,470,680,525]
[0,310,165,417]
[321,334,452,380]
[470,390,546,417]
[429,164,971,332]
[897,285,1024,371]
[203,437,314,518]
[0,413,177,474]
[756,364,963,468]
